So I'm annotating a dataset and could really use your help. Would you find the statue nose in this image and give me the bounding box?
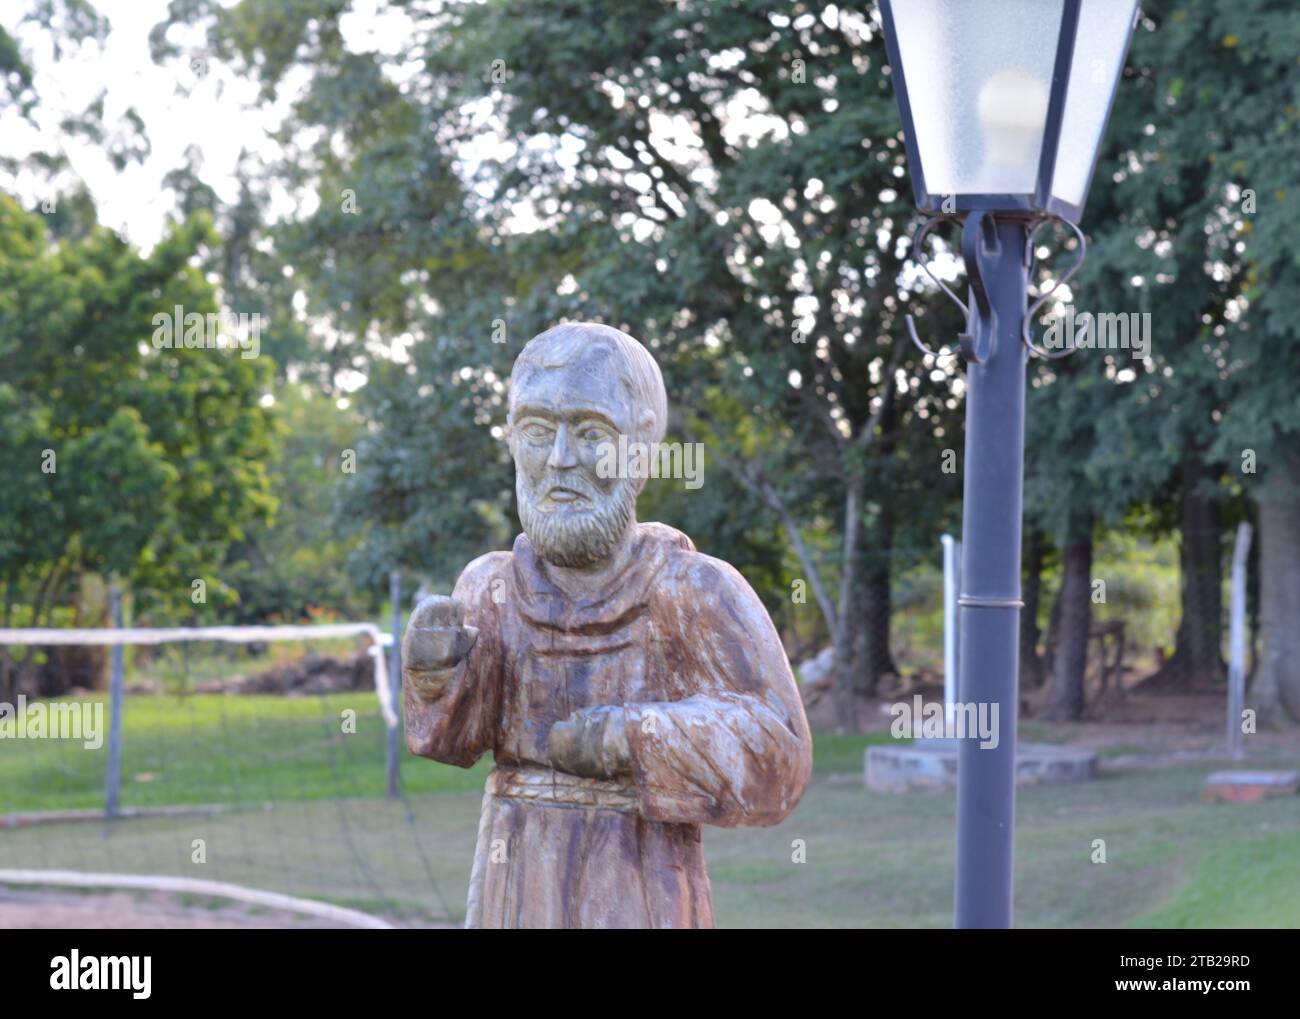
[547,423,579,469]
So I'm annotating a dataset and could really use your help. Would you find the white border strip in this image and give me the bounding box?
[0,869,395,929]
[0,625,397,729]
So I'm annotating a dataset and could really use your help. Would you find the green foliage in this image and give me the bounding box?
[0,193,275,626]
[1031,0,1300,542]
[151,0,964,625]
[8,0,1288,697]
[219,384,368,622]
[0,23,35,110]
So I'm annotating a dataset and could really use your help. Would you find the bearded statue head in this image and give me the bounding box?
[506,323,667,568]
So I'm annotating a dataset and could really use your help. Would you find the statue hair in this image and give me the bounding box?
[508,323,668,445]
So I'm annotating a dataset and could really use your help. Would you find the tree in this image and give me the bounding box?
[1081,0,1300,720]
[153,0,967,729]
[220,383,366,623]
[0,193,275,696]
[1024,0,1282,718]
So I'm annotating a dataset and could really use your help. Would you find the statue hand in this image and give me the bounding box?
[547,707,632,779]
[403,595,479,702]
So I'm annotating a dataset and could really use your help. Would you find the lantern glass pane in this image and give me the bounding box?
[1051,0,1139,208]
[890,0,1065,198]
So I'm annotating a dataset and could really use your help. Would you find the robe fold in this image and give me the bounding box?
[404,521,812,928]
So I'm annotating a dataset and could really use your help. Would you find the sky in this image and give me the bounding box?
[0,0,425,251]
[2,0,821,252]
[2,1,261,248]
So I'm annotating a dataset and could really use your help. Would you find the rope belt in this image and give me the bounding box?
[487,764,640,813]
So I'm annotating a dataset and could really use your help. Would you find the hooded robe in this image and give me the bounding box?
[404,521,813,928]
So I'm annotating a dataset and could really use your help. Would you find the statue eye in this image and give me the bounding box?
[521,422,553,440]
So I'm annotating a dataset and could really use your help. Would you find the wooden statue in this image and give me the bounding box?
[403,322,812,928]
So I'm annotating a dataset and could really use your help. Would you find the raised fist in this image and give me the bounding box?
[403,595,479,701]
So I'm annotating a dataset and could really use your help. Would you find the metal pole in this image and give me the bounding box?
[104,581,125,818]
[1227,522,1251,761]
[954,216,1030,929]
[386,570,402,798]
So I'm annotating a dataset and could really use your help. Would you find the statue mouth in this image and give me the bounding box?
[545,485,590,505]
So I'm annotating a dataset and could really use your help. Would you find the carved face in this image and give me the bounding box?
[509,346,642,568]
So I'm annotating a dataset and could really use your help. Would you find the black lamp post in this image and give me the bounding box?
[877,0,1140,928]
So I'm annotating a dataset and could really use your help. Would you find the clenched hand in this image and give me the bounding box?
[402,595,479,702]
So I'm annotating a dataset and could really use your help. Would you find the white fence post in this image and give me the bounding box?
[104,581,125,817]
[387,570,402,798]
[1227,522,1252,761]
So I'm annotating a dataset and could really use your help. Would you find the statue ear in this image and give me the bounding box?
[637,408,657,442]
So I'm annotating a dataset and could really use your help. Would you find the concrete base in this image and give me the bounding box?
[1202,770,1298,803]
[865,738,1098,793]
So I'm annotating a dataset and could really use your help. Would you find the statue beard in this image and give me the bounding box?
[517,473,638,568]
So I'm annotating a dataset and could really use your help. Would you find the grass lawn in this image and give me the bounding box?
[0,691,490,814]
[1,693,1297,927]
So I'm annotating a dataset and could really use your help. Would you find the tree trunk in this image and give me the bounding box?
[854,560,896,691]
[1044,518,1093,722]
[831,475,864,731]
[830,478,898,731]
[1253,455,1300,724]
[1043,568,1064,669]
[852,501,898,697]
[1145,457,1224,690]
[1020,529,1046,689]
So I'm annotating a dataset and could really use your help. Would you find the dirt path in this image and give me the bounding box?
[0,886,373,929]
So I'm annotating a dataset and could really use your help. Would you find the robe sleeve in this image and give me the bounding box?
[403,552,508,769]
[620,554,813,828]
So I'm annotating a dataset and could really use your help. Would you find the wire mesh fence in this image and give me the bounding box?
[0,634,464,926]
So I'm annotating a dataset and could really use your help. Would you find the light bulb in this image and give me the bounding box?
[976,70,1050,179]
